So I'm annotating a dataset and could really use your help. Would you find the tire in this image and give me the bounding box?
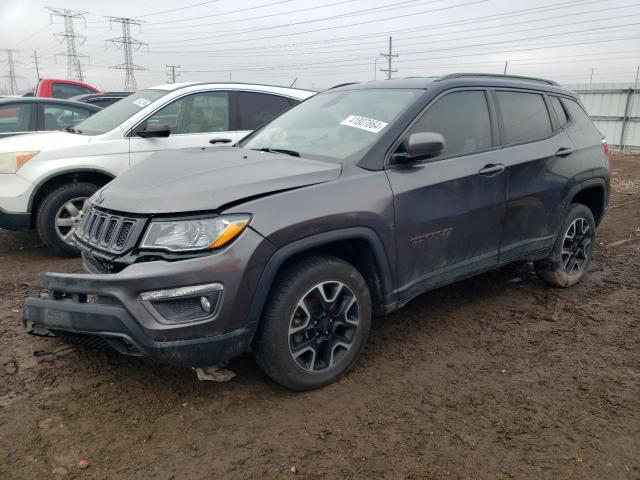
[36,182,98,257]
[534,203,596,288]
[253,256,372,391]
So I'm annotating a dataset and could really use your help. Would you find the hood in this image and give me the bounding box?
[0,131,93,155]
[99,146,342,214]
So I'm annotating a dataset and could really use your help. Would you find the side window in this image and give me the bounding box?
[146,92,229,134]
[0,103,32,133]
[561,98,601,139]
[549,96,569,127]
[52,83,94,99]
[236,92,293,130]
[408,90,492,158]
[43,105,93,130]
[496,91,552,144]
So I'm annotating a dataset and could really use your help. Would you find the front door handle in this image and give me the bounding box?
[555,147,574,157]
[478,163,505,176]
[209,138,232,144]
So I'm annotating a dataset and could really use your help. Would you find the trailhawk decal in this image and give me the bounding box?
[340,115,388,133]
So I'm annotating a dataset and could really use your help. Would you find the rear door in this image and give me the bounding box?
[385,89,507,293]
[234,91,297,140]
[494,89,576,262]
[129,90,237,166]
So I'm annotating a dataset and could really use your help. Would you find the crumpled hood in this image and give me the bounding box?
[0,131,93,155]
[99,146,342,214]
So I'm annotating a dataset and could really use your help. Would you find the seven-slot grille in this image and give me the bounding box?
[75,207,143,254]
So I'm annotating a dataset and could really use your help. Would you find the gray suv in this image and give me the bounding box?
[23,74,610,390]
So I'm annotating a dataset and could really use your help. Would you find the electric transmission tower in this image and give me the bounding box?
[106,17,147,92]
[2,49,21,94]
[380,36,398,80]
[47,7,88,81]
[166,64,181,83]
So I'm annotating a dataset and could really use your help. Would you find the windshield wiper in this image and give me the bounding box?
[254,147,300,157]
[64,126,83,134]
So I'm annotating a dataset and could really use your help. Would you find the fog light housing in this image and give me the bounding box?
[140,283,222,324]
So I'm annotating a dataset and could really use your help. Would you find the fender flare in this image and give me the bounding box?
[245,227,395,329]
[27,168,115,213]
[555,177,608,232]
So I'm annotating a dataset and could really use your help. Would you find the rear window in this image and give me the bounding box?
[236,92,293,130]
[0,103,32,133]
[496,91,552,144]
[52,83,95,99]
[549,96,569,127]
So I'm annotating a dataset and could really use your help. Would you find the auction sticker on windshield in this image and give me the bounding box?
[133,98,151,108]
[340,115,388,133]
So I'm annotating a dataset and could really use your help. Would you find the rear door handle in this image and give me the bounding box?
[209,138,232,144]
[555,147,574,157]
[478,163,505,176]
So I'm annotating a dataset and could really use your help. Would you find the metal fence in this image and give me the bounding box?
[564,83,639,151]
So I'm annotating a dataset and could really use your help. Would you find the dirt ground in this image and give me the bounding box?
[1,153,638,480]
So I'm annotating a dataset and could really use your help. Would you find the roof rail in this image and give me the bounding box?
[327,82,360,90]
[435,73,559,86]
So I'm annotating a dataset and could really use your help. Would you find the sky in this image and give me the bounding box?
[1,0,639,93]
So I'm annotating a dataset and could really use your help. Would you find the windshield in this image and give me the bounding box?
[74,89,169,135]
[239,89,421,162]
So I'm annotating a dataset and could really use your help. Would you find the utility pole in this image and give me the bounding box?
[290,77,298,88]
[32,50,41,81]
[379,36,398,80]
[374,58,378,80]
[166,64,180,83]
[503,60,508,74]
[48,7,88,81]
[589,68,594,84]
[106,17,147,92]
[2,49,20,94]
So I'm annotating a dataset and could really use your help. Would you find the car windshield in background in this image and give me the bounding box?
[73,89,167,135]
[239,89,421,162]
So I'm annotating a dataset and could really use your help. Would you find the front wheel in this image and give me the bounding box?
[253,256,372,391]
[36,182,98,257]
[535,203,596,288]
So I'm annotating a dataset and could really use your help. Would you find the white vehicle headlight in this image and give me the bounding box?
[140,215,250,252]
[0,151,39,174]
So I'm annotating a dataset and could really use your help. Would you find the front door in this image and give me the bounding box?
[385,89,507,295]
[129,91,240,166]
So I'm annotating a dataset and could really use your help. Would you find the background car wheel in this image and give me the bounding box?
[253,256,372,391]
[36,182,98,257]
[534,203,596,288]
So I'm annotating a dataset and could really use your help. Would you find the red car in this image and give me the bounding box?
[33,79,100,99]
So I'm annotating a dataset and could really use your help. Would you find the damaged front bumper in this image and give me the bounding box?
[22,228,273,367]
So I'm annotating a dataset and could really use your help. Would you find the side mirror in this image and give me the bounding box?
[136,122,170,138]
[391,132,445,164]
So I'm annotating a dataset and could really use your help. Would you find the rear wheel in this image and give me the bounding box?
[535,203,596,288]
[36,182,98,257]
[253,256,371,391]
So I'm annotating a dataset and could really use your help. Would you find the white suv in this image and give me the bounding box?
[0,82,314,255]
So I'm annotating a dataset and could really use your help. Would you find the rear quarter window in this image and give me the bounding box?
[496,91,552,144]
[561,98,602,139]
[549,96,569,127]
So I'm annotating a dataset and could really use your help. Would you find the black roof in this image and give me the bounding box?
[327,73,574,96]
[0,97,102,110]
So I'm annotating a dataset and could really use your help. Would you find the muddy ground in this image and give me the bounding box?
[1,154,638,480]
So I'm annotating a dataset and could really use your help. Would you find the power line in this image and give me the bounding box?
[380,36,398,79]
[138,0,221,18]
[166,64,181,83]
[2,49,21,94]
[106,17,147,92]
[47,7,89,81]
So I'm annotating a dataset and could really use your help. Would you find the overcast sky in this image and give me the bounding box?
[1,0,639,93]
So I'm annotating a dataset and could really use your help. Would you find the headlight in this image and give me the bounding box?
[140,215,250,252]
[0,151,39,174]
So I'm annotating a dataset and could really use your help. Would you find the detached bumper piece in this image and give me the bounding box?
[22,274,251,368]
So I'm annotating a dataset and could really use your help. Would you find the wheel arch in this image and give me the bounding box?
[246,227,395,333]
[28,169,115,227]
